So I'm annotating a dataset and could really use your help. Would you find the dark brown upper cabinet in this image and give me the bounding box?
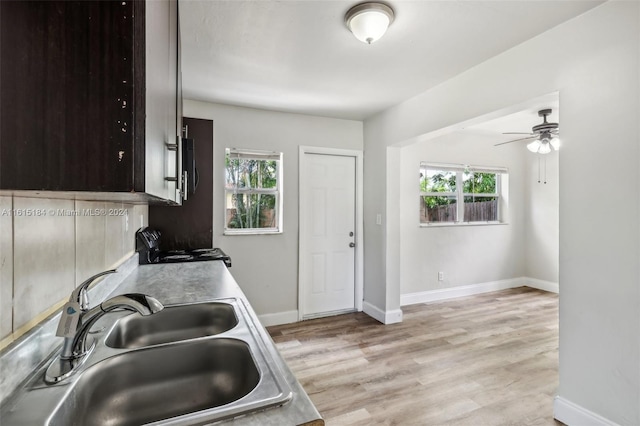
[0,0,182,204]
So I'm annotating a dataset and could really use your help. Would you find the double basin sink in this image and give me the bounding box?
[3,299,292,425]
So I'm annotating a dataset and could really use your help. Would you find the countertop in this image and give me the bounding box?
[108,261,323,426]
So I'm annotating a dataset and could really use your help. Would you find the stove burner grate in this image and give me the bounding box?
[162,254,194,261]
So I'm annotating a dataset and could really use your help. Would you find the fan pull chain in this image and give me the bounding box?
[544,157,547,184]
[537,156,541,183]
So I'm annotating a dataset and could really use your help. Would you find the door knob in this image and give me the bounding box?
[349,242,355,248]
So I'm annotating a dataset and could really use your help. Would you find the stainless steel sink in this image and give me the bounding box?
[2,299,292,425]
[48,339,260,426]
[105,301,238,349]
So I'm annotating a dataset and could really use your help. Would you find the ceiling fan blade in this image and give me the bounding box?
[494,136,538,146]
[502,132,535,135]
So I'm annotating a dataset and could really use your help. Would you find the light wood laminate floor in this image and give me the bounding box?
[268,287,562,426]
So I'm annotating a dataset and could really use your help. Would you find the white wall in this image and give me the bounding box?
[399,132,526,295]
[363,2,639,424]
[183,100,363,319]
[525,150,559,284]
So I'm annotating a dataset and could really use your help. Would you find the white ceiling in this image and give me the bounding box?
[180,0,602,121]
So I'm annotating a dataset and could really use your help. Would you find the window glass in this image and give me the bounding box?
[421,195,458,223]
[422,170,456,192]
[463,171,499,222]
[225,159,277,189]
[225,149,282,234]
[420,163,506,225]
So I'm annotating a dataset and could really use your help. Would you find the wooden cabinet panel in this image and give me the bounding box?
[0,0,179,203]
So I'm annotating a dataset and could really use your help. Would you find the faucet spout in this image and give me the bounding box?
[67,294,164,358]
[70,269,117,310]
[100,293,164,316]
[46,293,164,384]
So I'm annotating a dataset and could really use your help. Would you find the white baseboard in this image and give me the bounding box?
[554,396,620,426]
[258,310,299,327]
[401,277,525,306]
[261,276,558,326]
[260,305,404,327]
[363,301,403,324]
[401,276,560,306]
[363,301,385,323]
[525,277,559,294]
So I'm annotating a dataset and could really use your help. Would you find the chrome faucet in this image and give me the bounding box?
[57,269,116,359]
[45,270,164,383]
[71,269,117,311]
[62,293,164,359]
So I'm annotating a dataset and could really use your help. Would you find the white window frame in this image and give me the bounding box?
[224,148,283,235]
[420,162,508,227]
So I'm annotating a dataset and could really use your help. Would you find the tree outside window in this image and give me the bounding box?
[225,149,283,234]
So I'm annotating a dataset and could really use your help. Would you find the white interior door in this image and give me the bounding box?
[300,153,356,318]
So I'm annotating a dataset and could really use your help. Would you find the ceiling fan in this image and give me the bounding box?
[494,109,560,154]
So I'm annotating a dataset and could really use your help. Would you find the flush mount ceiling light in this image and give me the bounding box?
[345,2,395,44]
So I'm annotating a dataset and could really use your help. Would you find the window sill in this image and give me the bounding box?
[224,229,282,236]
[419,221,508,228]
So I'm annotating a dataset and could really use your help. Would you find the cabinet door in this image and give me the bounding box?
[0,1,136,191]
[139,0,181,203]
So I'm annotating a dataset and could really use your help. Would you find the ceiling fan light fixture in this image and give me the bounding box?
[345,2,395,44]
[538,142,552,155]
[527,140,541,153]
[497,108,560,156]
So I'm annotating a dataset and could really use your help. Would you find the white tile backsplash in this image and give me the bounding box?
[105,202,126,267]
[2,196,146,342]
[13,198,75,330]
[0,196,13,340]
[128,204,148,252]
[75,201,106,286]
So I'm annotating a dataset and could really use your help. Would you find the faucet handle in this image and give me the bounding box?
[70,269,117,310]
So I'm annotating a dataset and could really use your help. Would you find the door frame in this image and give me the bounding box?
[298,146,364,320]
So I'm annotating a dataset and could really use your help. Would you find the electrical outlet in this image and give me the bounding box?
[438,271,444,281]
[376,213,382,225]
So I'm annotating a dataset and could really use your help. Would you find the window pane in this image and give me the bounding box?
[256,160,278,189]
[225,158,278,189]
[421,170,456,193]
[463,171,496,194]
[420,196,457,223]
[463,196,498,221]
[225,158,241,189]
[226,193,277,229]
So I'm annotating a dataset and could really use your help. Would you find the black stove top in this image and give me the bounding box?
[136,228,231,267]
